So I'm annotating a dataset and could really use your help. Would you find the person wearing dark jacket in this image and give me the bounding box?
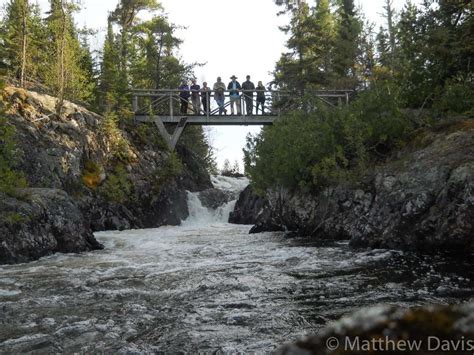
[242,75,255,115]
[179,80,190,114]
[256,81,266,114]
[227,75,241,115]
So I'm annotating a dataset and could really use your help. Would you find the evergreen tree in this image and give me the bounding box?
[44,0,93,114]
[109,0,160,86]
[222,159,231,175]
[0,0,44,86]
[333,0,363,88]
[99,18,122,111]
[132,15,183,89]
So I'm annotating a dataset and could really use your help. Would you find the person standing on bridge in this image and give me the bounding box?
[256,81,266,114]
[242,75,255,115]
[201,82,211,115]
[213,77,226,115]
[178,79,190,114]
[190,79,201,115]
[227,75,241,115]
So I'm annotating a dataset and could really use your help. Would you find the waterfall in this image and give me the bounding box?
[182,175,249,226]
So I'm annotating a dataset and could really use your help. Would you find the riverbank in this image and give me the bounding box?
[232,121,474,253]
[0,86,212,264]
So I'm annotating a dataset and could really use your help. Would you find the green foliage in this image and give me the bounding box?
[0,79,28,194]
[43,0,95,113]
[244,86,414,192]
[432,74,474,117]
[0,0,45,85]
[152,152,182,191]
[274,0,363,92]
[1,211,29,225]
[100,164,132,203]
[179,126,217,174]
[100,111,133,163]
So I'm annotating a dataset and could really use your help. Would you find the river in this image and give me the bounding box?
[1,176,473,353]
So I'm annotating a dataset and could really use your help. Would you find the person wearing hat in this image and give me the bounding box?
[213,77,227,115]
[242,75,256,115]
[227,75,242,115]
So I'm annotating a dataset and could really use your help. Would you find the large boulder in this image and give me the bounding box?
[0,189,103,264]
[229,185,268,225]
[276,303,474,355]
[198,188,234,209]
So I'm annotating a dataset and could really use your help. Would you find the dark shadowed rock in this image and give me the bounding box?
[0,189,103,264]
[198,188,233,209]
[229,185,267,225]
[276,302,474,355]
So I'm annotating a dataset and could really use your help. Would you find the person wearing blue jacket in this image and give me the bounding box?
[227,75,241,115]
[178,79,190,114]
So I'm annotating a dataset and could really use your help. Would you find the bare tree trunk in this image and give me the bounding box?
[384,0,396,72]
[155,33,164,89]
[20,0,28,88]
[56,0,66,116]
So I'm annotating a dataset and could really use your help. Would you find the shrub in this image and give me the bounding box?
[81,160,103,189]
[153,152,183,192]
[244,86,415,192]
[100,111,134,163]
[0,80,28,194]
[100,164,132,203]
[432,74,474,117]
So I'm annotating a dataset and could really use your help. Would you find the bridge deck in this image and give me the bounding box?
[135,115,277,125]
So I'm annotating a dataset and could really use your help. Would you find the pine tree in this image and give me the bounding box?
[109,0,160,85]
[44,0,93,114]
[222,159,231,176]
[99,18,122,112]
[333,0,362,88]
[0,0,44,86]
[133,16,182,90]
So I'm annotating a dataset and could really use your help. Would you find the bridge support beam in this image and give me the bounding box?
[153,117,187,151]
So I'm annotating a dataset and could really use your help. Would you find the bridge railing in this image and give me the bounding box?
[131,89,354,119]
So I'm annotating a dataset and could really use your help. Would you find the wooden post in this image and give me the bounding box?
[169,92,173,118]
[345,92,349,105]
[132,95,138,113]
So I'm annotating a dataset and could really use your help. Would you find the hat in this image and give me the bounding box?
[230,75,238,79]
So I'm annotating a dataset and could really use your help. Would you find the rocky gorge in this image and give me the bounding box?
[231,121,474,253]
[0,86,212,264]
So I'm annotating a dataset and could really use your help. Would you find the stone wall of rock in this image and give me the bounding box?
[1,86,212,263]
[238,124,474,253]
[0,189,103,264]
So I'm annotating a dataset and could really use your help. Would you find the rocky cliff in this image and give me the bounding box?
[233,122,474,253]
[0,86,212,263]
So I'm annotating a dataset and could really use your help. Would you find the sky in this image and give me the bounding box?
[3,0,418,170]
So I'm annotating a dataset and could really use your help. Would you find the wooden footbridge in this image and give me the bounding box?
[132,89,353,150]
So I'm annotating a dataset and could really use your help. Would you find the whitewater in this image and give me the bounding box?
[0,176,473,353]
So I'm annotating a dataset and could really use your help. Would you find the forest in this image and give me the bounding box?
[0,0,214,194]
[244,0,473,192]
[0,0,472,195]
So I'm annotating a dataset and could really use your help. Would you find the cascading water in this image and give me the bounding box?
[182,175,249,226]
[0,175,473,353]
